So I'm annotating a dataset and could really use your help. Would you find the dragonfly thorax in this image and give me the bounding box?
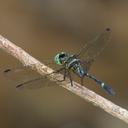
[54,52,87,77]
[54,52,69,65]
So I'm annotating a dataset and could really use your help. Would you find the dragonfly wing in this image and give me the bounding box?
[43,60,60,71]
[15,75,56,90]
[3,66,56,89]
[76,28,111,70]
[80,59,94,72]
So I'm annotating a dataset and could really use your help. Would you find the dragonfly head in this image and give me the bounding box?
[54,52,69,65]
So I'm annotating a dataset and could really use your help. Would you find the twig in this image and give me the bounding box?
[0,35,128,124]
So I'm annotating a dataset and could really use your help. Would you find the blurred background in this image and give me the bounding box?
[0,0,128,128]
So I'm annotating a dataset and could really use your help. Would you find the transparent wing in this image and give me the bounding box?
[3,66,57,89]
[76,28,111,71]
[80,59,94,72]
[43,60,60,71]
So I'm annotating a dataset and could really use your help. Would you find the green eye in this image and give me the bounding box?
[54,54,62,65]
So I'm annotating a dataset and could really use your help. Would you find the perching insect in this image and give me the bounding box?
[3,28,115,95]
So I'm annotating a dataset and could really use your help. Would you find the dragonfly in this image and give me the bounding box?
[3,28,115,96]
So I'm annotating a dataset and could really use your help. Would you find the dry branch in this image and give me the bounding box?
[0,35,128,124]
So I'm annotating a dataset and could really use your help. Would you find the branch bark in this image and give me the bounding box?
[0,35,128,124]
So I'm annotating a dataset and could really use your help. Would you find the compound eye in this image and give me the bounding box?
[59,53,66,58]
[54,54,62,65]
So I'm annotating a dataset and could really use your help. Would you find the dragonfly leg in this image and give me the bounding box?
[80,77,84,86]
[52,67,65,74]
[57,68,67,82]
[63,68,67,81]
[67,70,73,86]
